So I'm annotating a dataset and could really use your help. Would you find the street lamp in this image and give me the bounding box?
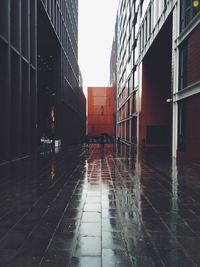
[193,1,199,7]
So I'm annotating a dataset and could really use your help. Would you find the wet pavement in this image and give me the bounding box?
[1,144,200,266]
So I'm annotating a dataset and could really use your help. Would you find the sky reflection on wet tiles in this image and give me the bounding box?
[1,144,200,265]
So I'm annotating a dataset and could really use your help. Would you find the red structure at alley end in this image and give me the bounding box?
[87,87,114,141]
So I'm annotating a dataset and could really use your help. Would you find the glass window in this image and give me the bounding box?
[145,16,148,43]
[179,42,187,90]
[135,40,139,62]
[128,78,131,95]
[134,68,139,88]
[178,101,186,151]
[128,99,130,117]
[140,0,143,17]
[149,6,152,36]
[129,73,134,93]
[180,0,200,31]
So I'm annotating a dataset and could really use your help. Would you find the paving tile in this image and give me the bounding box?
[68,200,85,209]
[87,191,101,196]
[48,232,76,251]
[0,232,27,250]
[74,236,101,256]
[102,231,126,249]
[166,222,196,237]
[57,220,80,233]
[6,255,41,267]
[79,222,101,237]
[102,208,118,218]
[1,144,200,266]
[18,237,50,257]
[177,236,200,255]
[85,196,100,203]
[41,250,71,267]
[132,255,163,267]
[63,208,83,220]
[186,220,200,233]
[81,212,101,222]
[0,249,17,267]
[158,248,194,267]
[71,256,101,267]
[102,248,133,267]
[102,218,122,232]
[143,218,168,233]
[83,203,101,212]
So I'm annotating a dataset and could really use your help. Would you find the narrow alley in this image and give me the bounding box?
[1,1,200,266]
[1,144,200,266]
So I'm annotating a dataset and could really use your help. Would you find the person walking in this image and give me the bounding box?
[85,135,90,148]
[99,134,104,147]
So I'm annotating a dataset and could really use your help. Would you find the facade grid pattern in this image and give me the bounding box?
[0,0,85,162]
[115,0,200,162]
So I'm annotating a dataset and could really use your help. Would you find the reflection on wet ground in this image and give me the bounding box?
[0,144,200,266]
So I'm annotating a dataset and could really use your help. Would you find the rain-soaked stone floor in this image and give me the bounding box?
[1,144,200,266]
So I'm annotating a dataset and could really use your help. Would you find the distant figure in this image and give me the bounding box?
[85,135,89,148]
[99,134,105,159]
[99,134,104,147]
[117,137,120,145]
[100,145,104,159]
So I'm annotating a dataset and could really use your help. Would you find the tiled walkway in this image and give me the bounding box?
[1,144,200,266]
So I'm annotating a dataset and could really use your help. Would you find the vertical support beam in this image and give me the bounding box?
[7,0,11,160]
[0,1,10,160]
[172,0,180,158]
[27,0,31,154]
[19,0,22,157]
[124,121,126,141]
[172,102,178,158]
[33,0,38,152]
[137,63,142,148]
[0,45,10,160]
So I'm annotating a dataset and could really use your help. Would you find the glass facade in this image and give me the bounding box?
[0,0,85,161]
[180,0,200,31]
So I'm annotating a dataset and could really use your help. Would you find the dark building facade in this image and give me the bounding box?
[0,0,85,162]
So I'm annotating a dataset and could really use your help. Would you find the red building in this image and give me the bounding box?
[87,87,114,139]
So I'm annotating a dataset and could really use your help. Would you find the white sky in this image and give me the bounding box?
[78,0,119,96]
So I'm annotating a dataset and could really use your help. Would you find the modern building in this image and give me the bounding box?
[110,17,118,139]
[0,0,85,162]
[87,87,114,140]
[115,0,200,162]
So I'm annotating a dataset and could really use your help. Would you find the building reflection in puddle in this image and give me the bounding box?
[171,157,178,212]
[167,157,179,266]
[49,160,56,182]
[73,144,190,265]
[98,144,144,263]
[114,144,142,229]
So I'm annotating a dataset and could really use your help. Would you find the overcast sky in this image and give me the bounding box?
[78,0,119,96]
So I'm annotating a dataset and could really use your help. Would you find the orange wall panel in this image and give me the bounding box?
[87,87,114,137]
